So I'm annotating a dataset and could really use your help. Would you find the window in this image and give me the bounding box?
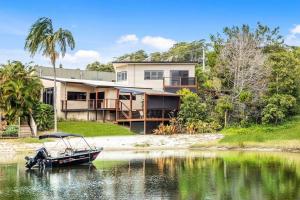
[43,87,54,105]
[67,92,87,101]
[119,95,136,100]
[117,71,127,81]
[144,70,164,80]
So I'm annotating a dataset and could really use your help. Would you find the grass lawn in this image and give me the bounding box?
[57,121,134,137]
[220,115,300,143]
[192,115,300,150]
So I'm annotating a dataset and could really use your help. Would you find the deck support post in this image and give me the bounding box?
[129,92,133,119]
[116,89,120,121]
[143,93,148,135]
[102,110,105,122]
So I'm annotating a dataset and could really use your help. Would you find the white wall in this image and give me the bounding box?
[114,63,196,91]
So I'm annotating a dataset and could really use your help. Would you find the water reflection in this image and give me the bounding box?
[0,151,300,200]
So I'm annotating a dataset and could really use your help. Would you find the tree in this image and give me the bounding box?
[161,40,206,62]
[25,17,75,132]
[215,96,233,127]
[116,50,148,61]
[0,61,43,124]
[262,49,300,124]
[86,61,114,72]
[177,89,207,124]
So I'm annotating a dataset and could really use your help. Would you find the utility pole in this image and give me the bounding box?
[202,47,205,71]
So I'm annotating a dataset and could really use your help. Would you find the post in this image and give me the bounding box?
[143,93,147,135]
[102,110,105,122]
[18,117,20,138]
[116,89,120,121]
[129,93,133,119]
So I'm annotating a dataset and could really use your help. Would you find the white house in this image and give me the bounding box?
[113,62,197,93]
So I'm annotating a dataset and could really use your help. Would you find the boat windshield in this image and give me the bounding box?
[41,135,95,158]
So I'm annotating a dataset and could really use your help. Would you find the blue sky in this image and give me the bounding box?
[1,0,300,69]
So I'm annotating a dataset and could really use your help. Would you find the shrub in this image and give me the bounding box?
[33,103,54,131]
[0,120,7,131]
[177,89,207,124]
[153,118,181,135]
[2,125,18,137]
[262,94,296,124]
[185,121,221,134]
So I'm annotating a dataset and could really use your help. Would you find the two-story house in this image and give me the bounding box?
[40,62,198,134]
[113,62,197,93]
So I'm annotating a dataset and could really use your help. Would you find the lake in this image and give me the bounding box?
[0,150,300,200]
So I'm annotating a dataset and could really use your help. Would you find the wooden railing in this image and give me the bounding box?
[61,99,118,111]
[163,77,197,87]
[117,100,144,120]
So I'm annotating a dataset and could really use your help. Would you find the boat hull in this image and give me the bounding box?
[43,150,101,168]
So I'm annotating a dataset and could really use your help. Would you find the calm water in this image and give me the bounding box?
[0,150,300,200]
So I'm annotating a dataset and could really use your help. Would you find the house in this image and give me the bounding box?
[113,62,197,93]
[41,77,180,134]
[40,62,198,134]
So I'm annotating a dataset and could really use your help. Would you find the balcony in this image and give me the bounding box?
[163,77,197,93]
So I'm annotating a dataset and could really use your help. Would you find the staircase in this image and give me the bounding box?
[19,124,32,138]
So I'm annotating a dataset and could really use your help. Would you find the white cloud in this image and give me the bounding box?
[117,34,138,43]
[285,24,300,46]
[0,49,102,69]
[290,25,300,34]
[141,36,176,51]
[62,50,100,63]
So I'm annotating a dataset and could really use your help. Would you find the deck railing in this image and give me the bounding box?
[61,99,118,111]
[163,77,197,87]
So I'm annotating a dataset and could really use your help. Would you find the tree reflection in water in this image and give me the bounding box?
[0,151,299,200]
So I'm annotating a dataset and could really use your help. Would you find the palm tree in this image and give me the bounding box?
[0,61,43,124]
[25,17,75,132]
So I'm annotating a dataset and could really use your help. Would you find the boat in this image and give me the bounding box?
[25,132,102,169]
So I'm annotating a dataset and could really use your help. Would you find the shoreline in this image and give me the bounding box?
[1,134,300,154]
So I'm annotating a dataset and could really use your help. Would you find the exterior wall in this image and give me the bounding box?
[41,79,64,119]
[114,63,196,91]
[41,79,119,119]
[35,66,115,81]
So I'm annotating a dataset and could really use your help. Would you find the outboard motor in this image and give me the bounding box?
[25,147,48,169]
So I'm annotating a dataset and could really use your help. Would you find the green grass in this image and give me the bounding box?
[220,115,300,144]
[5,137,54,143]
[58,121,134,137]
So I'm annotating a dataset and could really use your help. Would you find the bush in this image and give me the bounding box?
[177,89,207,124]
[185,121,221,134]
[262,94,296,124]
[33,103,54,131]
[2,125,18,137]
[153,118,181,135]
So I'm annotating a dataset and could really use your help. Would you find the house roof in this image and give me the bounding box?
[41,76,126,88]
[41,76,179,96]
[112,61,198,64]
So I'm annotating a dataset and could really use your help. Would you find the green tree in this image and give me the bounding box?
[0,61,43,124]
[262,49,300,124]
[25,17,75,132]
[150,52,162,61]
[162,40,206,62]
[116,50,148,61]
[178,89,207,124]
[86,61,114,72]
[215,96,233,127]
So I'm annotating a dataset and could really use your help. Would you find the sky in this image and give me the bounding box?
[1,0,300,69]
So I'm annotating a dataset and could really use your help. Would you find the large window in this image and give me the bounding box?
[67,92,87,101]
[117,71,127,81]
[144,70,164,80]
[119,94,136,100]
[43,87,54,105]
